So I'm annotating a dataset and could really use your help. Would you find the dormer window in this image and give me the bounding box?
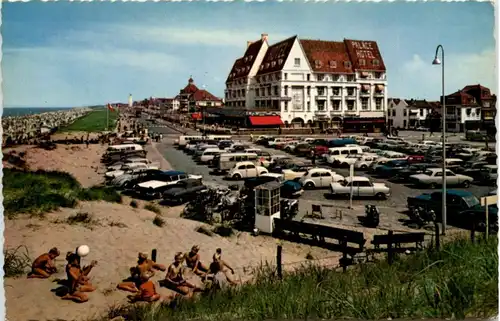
[329,60,337,68]
[315,60,323,68]
[271,61,276,67]
[265,63,270,68]
[359,59,366,66]
[373,59,380,66]
[249,55,253,60]
[344,61,352,68]
[260,65,264,71]
[278,59,283,65]
[244,57,248,62]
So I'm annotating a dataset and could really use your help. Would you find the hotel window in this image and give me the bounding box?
[344,61,352,69]
[332,87,340,96]
[284,73,288,80]
[317,101,325,111]
[307,102,311,111]
[317,87,325,95]
[347,101,355,110]
[294,58,301,67]
[347,88,355,96]
[284,102,288,111]
[375,72,383,79]
[361,98,369,110]
[307,74,311,81]
[284,86,288,96]
[347,75,355,82]
[331,74,339,82]
[332,100,341,110]
[375,98,383,110]
[267,87,271,96]
[373,59,380,66]
[317,74,325,81]
[274,86,279,96]
[307,86,311,96]
[359,59,366,66]
[329,60,337,69]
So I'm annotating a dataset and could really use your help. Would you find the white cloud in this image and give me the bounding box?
[392,49,496,99]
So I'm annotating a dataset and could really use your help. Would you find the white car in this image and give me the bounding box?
[110,168,160,188]
[332,154,363,167]
[298,168,344,189]
[283,141,301,153]
[410,168,474,188]
[105,163,159,179]
[354,155,379,170]
[107,158,152,171]
[227,161,268,180]
[330,176,391,199]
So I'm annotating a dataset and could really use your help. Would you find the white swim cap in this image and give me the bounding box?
[77,245,90,257]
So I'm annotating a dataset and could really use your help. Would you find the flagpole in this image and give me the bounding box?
[106,104,109,131]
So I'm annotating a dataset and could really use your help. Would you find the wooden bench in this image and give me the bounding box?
[273,218,366,270]
[368,231,426,264]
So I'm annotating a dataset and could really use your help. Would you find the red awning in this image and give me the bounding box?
[249,116,283,126]
[191,112,202,120]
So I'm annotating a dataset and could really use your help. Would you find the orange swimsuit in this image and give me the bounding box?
[139,280,156,298]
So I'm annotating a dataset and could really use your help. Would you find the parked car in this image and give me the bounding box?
[409,168,473,188]
[354,154,379,170]
[162,178,207,204]
[134,180,175,199]
[298,168,344,189]
[475,165,498,185]
[330,176,391,199]
[374,159,410,178]
[226,161,268,180]
[105,163,159,179]
[110,168,164,189]
[244,174,304,198]
[407,190,497,231]
[293,143,313,157]
[390,163,438,182]
[282,163,314,181]
[456,161,489,177]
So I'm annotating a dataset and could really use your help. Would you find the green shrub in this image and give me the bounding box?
[4,246,32,278]
[152,215,165,227]
[3,168,122,218]
[144,203,161,215]
[100,236,498,321]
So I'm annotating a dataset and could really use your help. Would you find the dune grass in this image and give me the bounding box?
[3,168,122,218]
[4,246,32,278]
[58,108,118,132]
[102,236,498,321]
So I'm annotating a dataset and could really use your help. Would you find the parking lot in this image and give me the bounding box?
[153,128,493,231]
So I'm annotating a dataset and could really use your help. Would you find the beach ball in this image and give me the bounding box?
[77,245,90,257]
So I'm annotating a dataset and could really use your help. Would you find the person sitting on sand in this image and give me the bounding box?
[212,248,235,275]
[28,247,60,279]
[207,249,239,287]
[61,253,98,303]
[127,271,166,303]
[117,252,166,293]
[162,252,200,297]
[184,245,209,277]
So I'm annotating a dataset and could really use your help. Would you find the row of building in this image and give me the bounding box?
[118,33,495,133]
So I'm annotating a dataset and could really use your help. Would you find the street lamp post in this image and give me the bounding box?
[432,45,447,235]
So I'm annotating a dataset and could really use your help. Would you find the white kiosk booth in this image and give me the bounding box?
[254,181,281,234]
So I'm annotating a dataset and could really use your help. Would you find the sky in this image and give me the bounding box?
[2,2,496,108]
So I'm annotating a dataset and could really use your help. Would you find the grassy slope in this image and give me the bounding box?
[59,108,118,132]
[3,168,122,218]
[106,236,498,321]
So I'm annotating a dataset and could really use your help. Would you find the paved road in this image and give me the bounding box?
[143,116,494,231]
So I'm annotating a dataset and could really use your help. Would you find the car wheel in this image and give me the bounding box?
[429,183,437,189]
[462,180,471,188]
[375,192,386,200]
[305,182,315,189]
[360,164,368,170]
[232,173,242,180]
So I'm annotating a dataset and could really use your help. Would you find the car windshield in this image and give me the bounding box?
[424,170,434,176]
[463,195,480,208]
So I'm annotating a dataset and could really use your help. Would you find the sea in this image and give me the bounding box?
[2,107,76,117]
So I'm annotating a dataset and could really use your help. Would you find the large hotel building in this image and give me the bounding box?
[220,33,388,132]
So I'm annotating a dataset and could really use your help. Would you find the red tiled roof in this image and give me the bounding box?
[190,89,222,102]
[344,39,386,72]
[256,36,297,76]
[300,39,353,74]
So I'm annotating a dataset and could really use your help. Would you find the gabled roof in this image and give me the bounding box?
[405,99,435,109]
[256,36,297,76]
[189,89,222,102]
[181,82,199,94]
[300,39,353,74]
[344,39,386,72]
[227,39,264,82]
